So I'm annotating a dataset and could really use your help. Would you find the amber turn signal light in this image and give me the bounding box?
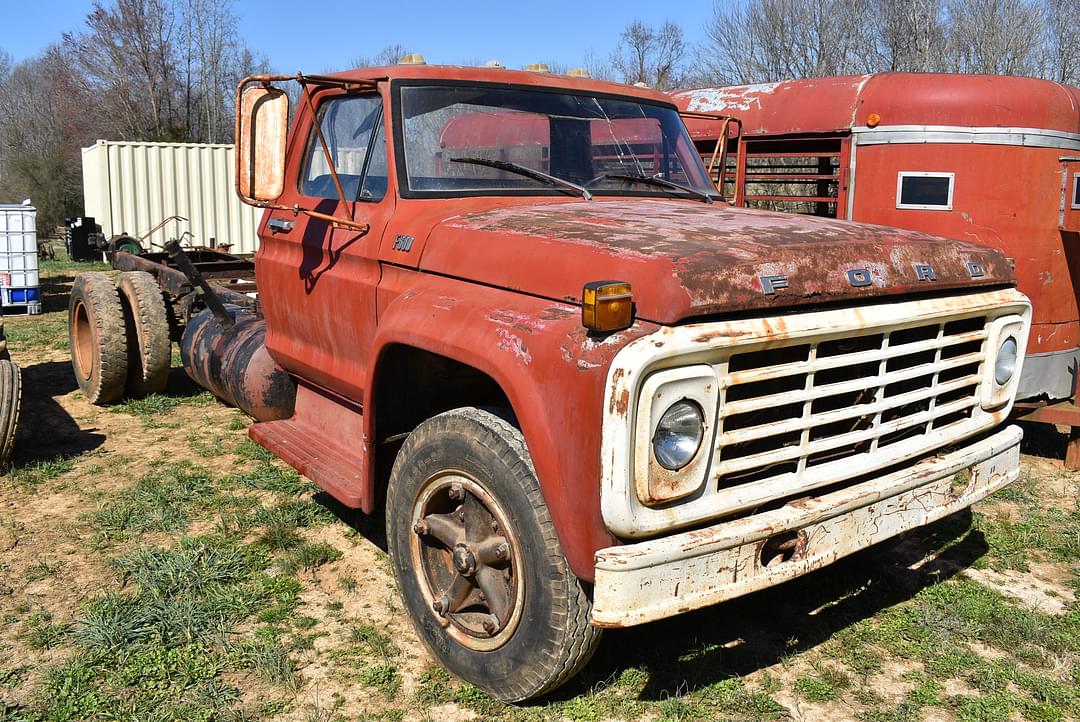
[582,281,633,332]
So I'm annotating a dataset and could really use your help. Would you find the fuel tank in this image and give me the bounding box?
[181,306,296,422]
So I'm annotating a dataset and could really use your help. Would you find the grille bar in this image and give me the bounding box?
[724,328,986,386]
[719,372,981,446]
[709,315,990,501]
[722,350,983,417]
[714,394,980,477]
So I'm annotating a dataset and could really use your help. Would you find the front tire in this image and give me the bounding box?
[385,407,601,702]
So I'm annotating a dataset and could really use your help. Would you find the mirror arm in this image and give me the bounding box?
[251,199,371,234]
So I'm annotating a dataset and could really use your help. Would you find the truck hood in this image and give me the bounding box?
[420,199,1014,324]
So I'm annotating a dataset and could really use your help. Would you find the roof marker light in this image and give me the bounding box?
[398,53,426,65]
[523,63,550,73]
[567,68,590,78]
[483,60,505,68]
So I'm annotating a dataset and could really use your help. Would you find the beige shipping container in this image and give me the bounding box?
[81,140,264,255]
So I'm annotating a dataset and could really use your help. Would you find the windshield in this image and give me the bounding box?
[397,83,717,199]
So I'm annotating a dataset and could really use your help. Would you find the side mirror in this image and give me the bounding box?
[236,81,289,205]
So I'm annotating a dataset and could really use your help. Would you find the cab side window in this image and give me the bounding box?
[301,94,387,202]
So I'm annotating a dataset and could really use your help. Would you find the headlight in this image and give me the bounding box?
[652,400,705,470]
[995,336,1018,385]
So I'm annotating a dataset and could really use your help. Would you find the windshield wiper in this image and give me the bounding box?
[449,157,592,200]
[601,173,713,204]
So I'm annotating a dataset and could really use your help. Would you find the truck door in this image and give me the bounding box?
[257,85,394,402]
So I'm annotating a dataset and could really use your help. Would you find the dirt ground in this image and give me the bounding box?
[0,261,1077,722]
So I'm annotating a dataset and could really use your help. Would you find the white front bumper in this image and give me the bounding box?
[591,424,1021,627]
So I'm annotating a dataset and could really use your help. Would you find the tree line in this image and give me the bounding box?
[600,0,1078,89]
[0,0,266,228]
[2,0,1077,228]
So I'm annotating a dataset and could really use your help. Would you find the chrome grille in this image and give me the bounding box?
[710,315,989,511]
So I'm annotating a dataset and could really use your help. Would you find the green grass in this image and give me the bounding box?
[7,457,75,489]
[18,535,301,721]
[92,462,221,541]
[278,541,342,575]
[6,272,1078,722]
[109,391,217,427]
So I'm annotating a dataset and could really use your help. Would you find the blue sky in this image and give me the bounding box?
[3,0,716,72]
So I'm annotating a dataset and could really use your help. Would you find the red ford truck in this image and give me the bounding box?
[70,62,1031,701]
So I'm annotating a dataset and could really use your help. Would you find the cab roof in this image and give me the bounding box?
[327,63,676,106]
[672,73,1080,137]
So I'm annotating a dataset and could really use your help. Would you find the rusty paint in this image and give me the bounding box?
[591,426,1022,627]
[673,73,1080,401]
[429,200,1013,325]
[181,307,296,422]
[235,62,1030,589]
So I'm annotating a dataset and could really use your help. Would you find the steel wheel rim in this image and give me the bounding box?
[71,299,94,382]
[409,471,525,651]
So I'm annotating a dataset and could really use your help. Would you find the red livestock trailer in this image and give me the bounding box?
[673,73,1080,461]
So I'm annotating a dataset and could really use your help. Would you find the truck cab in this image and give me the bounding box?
[221,62,1033,701]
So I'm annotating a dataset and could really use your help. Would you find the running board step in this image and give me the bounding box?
[248,384,372,510]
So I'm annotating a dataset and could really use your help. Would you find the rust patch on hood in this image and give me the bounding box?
[424,200,1014,325]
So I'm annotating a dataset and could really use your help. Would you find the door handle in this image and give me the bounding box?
[268,217,294,233]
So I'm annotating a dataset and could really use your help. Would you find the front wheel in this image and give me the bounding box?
[385,407,601,702]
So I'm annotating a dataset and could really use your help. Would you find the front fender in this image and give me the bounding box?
[369,272,658,580]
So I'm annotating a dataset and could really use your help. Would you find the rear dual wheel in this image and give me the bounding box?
[386,407,602,702]
[69,271,170,404]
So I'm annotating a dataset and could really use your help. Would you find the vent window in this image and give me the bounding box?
[897,172,954,211]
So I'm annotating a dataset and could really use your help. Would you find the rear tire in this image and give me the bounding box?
[116,271,171,396]
[386,407,601,702]
[0,360,20,466]
[68,272,128,404]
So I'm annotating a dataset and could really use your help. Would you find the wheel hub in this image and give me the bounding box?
[410,473,524,651]
[452,544,477,576]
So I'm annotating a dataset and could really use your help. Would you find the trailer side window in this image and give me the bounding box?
[1072,173,1079,210]
[896,172,954,211]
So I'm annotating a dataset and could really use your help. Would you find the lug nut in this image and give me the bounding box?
[482,617,498,634]
[448,483,464,500]
[495,542,510,560]
[413,520,429,536]
[432,596,449,616]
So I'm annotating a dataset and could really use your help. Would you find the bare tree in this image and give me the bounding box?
[350,44,411,69]
[0,47,100,224]
[944,0,1043,75]
[582,50,618,81]
[698,0,876,84]
[1040,0,1080,83]
[868,0,948,71]
[611,20,687,90]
